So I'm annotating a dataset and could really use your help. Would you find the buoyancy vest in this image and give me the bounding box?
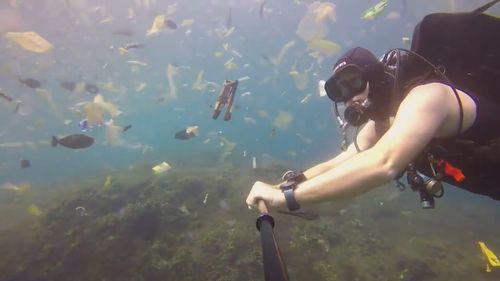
[409,1,500,200]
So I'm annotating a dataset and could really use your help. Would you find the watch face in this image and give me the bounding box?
[282,170,297,181]
[281,181,296,190]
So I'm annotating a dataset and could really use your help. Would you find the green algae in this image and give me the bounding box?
[0,162,498,281]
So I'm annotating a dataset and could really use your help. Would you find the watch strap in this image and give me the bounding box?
[283,188,300,211]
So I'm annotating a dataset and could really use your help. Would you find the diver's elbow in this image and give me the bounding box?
[382,157,407,181]
[385,165,403,181]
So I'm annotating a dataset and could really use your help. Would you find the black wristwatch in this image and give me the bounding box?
[282,170,307,183]
[280,181,300,211]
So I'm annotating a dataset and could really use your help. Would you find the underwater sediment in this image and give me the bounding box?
[0,163,497,281]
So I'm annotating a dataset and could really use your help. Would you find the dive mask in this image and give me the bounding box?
[325,64,368,103]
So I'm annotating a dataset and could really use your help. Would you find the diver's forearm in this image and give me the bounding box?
[303,161,333,179]
[303,146,359,180]
[296,148,393,204]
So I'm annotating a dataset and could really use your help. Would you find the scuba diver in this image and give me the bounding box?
[246,1,500,211]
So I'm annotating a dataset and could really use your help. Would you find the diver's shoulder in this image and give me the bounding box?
[409,82,450,92]
[404,82,453,102]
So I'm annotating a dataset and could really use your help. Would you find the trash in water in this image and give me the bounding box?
[5,31,53,53]
[152,162,171,175]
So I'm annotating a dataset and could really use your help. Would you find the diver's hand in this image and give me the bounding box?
[246,181,285,210]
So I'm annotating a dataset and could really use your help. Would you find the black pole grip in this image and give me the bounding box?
[258,216,289,281]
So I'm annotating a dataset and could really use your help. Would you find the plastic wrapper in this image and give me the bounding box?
[5,31,53,53]
[166,64,178,99]
[146,15,165,36]
[307,39,341,56]
[296,1,336,42]
[192,70,207,91]
[105,122,122,146]
[152,162,171,174]
[272,111,293,130]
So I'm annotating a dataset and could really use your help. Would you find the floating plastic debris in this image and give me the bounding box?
[152,162,171,174]
[212,80,238,121]
[243,117,256,125]
[99,17,113,24]
[300,93,312,104]
[93,94,122,117]
[166,64,178,99]
[147,15,165,36]
[105,121,123,146]
[5,31,53,53]
[252,156,257,169]
[104,176,112,190]
[289,67,308,91]
[273,111,293,130]
[180,19,194,27]
[272,40,296,66]
[307,39,341,56]
[318,80,327,97]
[27,203,43,217]
[136,82,147,92]
[224,26,236,37]
[361,0,388,20]
[102,82,120,93]
[192,70,206,92]
[224,57,238,70]
[127,60,148,66]
[296,2,336,42]
[237,76,251,81]
[175,125,199,140]
[75,206,88,216]
[1,182,31,195]
[479,241,500,272]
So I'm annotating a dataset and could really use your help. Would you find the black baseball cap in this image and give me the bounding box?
[325,47,381,102]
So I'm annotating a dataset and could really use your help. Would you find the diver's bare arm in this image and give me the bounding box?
[295,85,451,203]
[303,120,379,179]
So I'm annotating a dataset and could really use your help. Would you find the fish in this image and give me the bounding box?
[174,125,199,140]
[19,77,41,89]
[227,7,232,29]
[361,0,388,20]
[122,124,132,132]
[60,81,76,91]
[124,42,145,50]
[13,101,21,113]
[261,55,272,64]
[0,91,13,102]
[20,159,30,168]
[51,134,94,149]
[111,27,134,37]
[164,19,178,30]
[85,83,99,95]
[259,1,266,18]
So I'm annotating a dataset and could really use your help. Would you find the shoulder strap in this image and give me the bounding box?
[473,0,499,13]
